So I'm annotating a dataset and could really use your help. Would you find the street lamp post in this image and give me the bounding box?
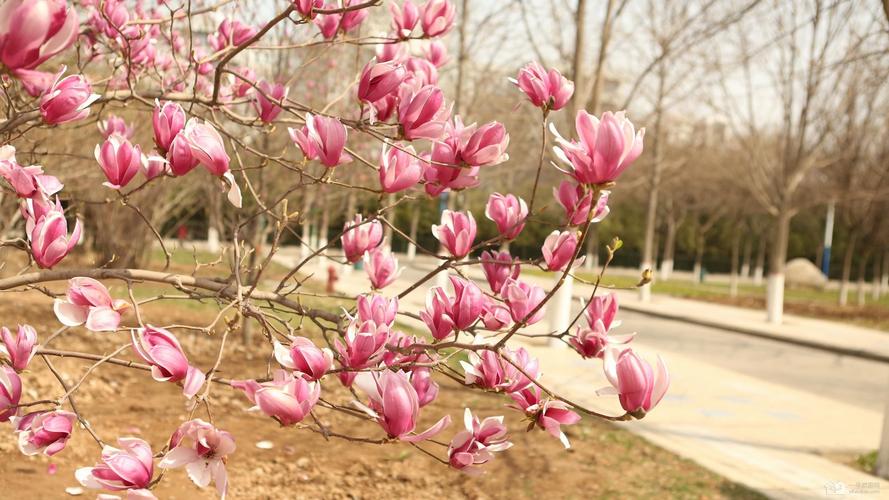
[821,201,835,277]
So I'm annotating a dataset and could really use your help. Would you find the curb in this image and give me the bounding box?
[613,300,889,364]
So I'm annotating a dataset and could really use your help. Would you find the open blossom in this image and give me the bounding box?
[481,296,511,330]
[404,56,439,86]
[76,438,155,493]
[364,247,400,289]
[553,181,610,226]
[14,68,56,97]
[461,345,539,393]
[391,0,420,38]
[512,62,574,111]
[182,119,241,208]
[294,0,323,18]
[160,419,235,499]
[232,369,320,426]
[0,0,79,72]
[552,111,644,185]
[480,250,520,294]
[95,135,144,190]
[485,193,527,240]
[461,122,509,167]
[334,320,390,386]
[420,0,455,37]
[0,145,62,198]
[341,214,383,263]
[230,66,256,97]
[425,41,449,67]
[53,277,129,332]
[502,279,546,325]
[570,321,634,359]
[432,210,476,258]
[40,68,100,125]
[357,59,406,103]
[510,386,581,448]
[209,19,256,51]
[152,100,186,154]
[411,367,439,407]
[288,114,351,167]
[0,325,38,372]
[274,336,333,381]
[131,326,206,398]
[398,84,447,140]
[14,410,76,456]
[355,370,450,441]
[379,144,422,193]
[420,287,455,340]
[356,294,398,327]
[23,197,82,269]
[448,276,483,330]
[448,408,512,474]
[382,330,422,367]
[98,115,133,139]
[142,154,170,180]
[542,230,583,271]
[0,366,22,422]
[252,80,288,123]
[602,348,669,416]
[584,293,620,331]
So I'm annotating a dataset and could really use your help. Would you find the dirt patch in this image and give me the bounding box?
[0,291,763,499]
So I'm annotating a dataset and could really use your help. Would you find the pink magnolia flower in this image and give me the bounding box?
[382,330,423,367]
[485,193,527,240]
[356,294,398,327]
[23,197,82,269]
[0,324,38,372]
[288,114,351,168]
[53,277,129,332]
[95,135,144,190]
[131,326,206,398]
[510,386,581,448]
[448,276,483,331]
[555,180,589,226]
[252,80,288,123]
[584,292,620,331]
[371,93,398,121]
[448,408,512,474]
[502,279,546,325]
[14,409,76,456]
[98,115,133,139]
[182,119,241,207]
[480,297,511,331]
[159,419,235,498]
[420,0,455,37]
[0,366,22,422]
[461,121,509,167]
[357,59,405,103]
[142,153,170,180]
[480,250,520,294]
[379,144,422,193]
[14,68,56,97]
[152,100,186,154]
[432,209,476,258]
[398,84,447,140]
[341,214,383,263]
[0,146,62,198]
[167,133,199,176]
[209,19,256,51]
[273,336,333,381]
[294,0,323,18]
[420,287,455,340]
[542,230,583,271]
[230,66,256,97]
[340,0,370,32]
[364,247,400,289]
[232,369,320,426]
[552,110,644,186]
[425,41,449,67]
[313,10,341,39]
[461,346,539,393]
[404,56,439,86]
[334,320,390,386]
[376,41,407,64]
[511,62,574,111]
[602,348,669,416]
[76,438,155,493]
[0,0,79,71]
[570,321,634,359]
[40,68,100,125]
[390,0,420,38]
[410,367,439,407]
[354,370,450,441]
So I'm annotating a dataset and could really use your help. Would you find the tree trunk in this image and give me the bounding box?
[639,62,666,302]
[766,209,792,324]
[882,250,889,295]
[730,229,741,298]
[872,255,881,300]
[856,252,869,307]
[839,232,858,306]
[567,0,589,119]
[659,220,676,282]
[740,236,752,279]
[693,233,705,284]
[206,191,222,254]
[753,236,766,285]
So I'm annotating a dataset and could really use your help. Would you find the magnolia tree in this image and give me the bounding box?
[0,0,667,497]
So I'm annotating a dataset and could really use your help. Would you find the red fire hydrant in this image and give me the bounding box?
[326,265,338,293]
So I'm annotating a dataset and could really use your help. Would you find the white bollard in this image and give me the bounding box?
[766,273,784,324]
[547,274,573,348]
[207,227,220,253]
